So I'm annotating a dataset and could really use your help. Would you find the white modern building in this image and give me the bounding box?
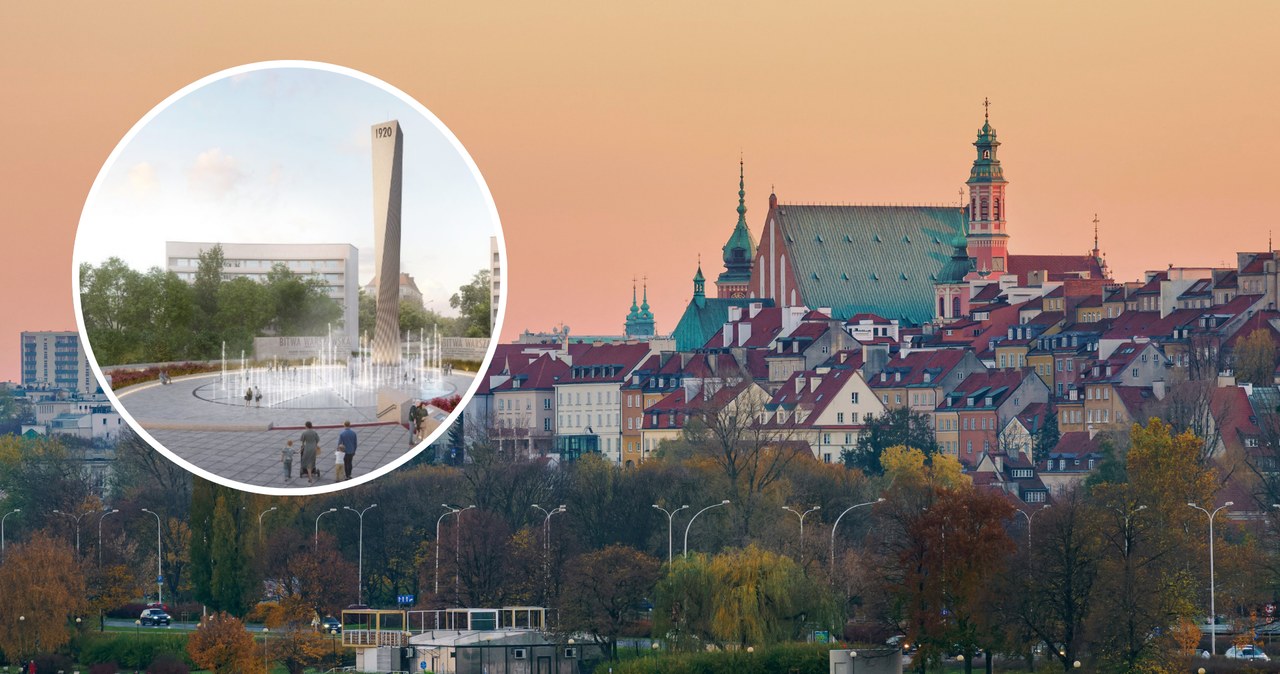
[21,331,96,394]
[490,236,500,328]
[165,241,360,345]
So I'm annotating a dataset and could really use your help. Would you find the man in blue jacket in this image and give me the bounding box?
[339,421,358,480]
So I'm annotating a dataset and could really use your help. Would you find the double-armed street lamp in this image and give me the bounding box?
[2,508,20,561]
[344,504,378,605]
[830,498,884,570]
[435,504,475,596]
[782,505,821,562]
[1014,504,1051,545]
[52,508,96,555]
[315,508,338,550]
[680,501,732,560]
[1188,500,1232,656]
[141,508,162,604]
[531,504,566,593]
[651,504,687,564]
[98,508,120,567]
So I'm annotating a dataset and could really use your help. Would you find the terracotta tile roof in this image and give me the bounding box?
[1179,278,1214,299]
[802,309,832,320]
[1029,311,1065,327]
[558,342,652,384]
[1216,270,1239,289]
[1007,254,1107,285]
[971,283,1004,303]
[766,365,866,426]
[938,369,1032,411]
[1101,311,1163,340]
[846,312,892,324]
[491,353,569,392]
[1225,314,1280,349]
[1114,386,1157,417]
[642,381,752,430]
[1016,402,1050,433]
[867,349,969,389]
[705,306,784,349]
[1241,253,1274,275]
[1210,294,1265,317]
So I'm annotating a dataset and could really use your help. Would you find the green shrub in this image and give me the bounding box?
[611,643,836,674]
[81,634,191,670]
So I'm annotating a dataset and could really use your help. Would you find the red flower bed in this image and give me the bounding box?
[427,394,463,413]
[107,363,221,390]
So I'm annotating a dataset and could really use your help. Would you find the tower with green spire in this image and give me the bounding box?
[965,98,1010,278]
[624,277,656,338]
[716,159,756,298]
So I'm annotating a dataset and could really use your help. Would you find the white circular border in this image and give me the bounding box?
[71,60,508,496]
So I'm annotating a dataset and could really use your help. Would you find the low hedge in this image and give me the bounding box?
[80,633,191,669]
[106,364,221,390]
[611,643,838,674]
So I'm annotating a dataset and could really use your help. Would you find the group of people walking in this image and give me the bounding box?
[280,420,358,485]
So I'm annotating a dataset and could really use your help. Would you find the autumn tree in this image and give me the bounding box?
[188,612,264,674]
[259,529,357,617]
[682,382,806,542]
[652,554,720,650]
[844,407,939,475]
[0,533,88,660]
[1003,488,1100,672]
[1235,327,1278,387]
[255,596,330,674]
[559,545,662,659]
[1088,419,1216,672]
[708,545,835,648]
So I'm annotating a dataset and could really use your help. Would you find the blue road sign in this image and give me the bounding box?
[397,594,415,605]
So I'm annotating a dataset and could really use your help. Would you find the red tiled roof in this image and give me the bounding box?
[971,283,1004,303]
[643,381,752,430]
[704,306,785,349]
[1114,386,1156,417]
[492,353,569,391]
[846,312,891,324]
[802,309,831,320]
[1007,254,1107,285]
[867,349,969,388]
[1211,294,1265,317]
[938,369,1032,410]
[1225,315,1280,349]
[766,365,866,426]
[1241,253,1274,275]
[558,342,652,384]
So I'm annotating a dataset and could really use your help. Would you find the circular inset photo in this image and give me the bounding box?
[73,61,506,494]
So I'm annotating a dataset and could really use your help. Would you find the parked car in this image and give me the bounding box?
[319,616,341,634]
[1225,645,1270,662]
[139,608,171,626]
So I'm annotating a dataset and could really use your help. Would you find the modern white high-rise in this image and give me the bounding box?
[165,241,360,346]
[20,331,96,394]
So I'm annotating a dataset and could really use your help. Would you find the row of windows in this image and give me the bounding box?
[558,413,618,428]
[170,257,344,271]
[558,390,618,406]
[496,398,552,411]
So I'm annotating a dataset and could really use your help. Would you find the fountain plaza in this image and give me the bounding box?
[113,327,474,490]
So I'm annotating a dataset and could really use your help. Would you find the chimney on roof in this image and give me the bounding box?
[1152,380,1166,400]
[739,322,752,346]
[749,301,763,318]
[861,343,889,380]
[994,453,1004,473]
[728,306,743,322]
[795,376,805,394]
[810,375,821,392]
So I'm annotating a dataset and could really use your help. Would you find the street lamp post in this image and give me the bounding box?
[435,505,460,596]
[258,506,278,546]
[782,505,821,563]
[97,508,119,567]
[651,504,688,564]
[531,504,566,595]
[52,509,95,555]
[1014,504,1051,545]
[343,504,378,605]
[830,498,884,570]
[140,508,162,604]
[1188,501,1233,656]
[315,507,338,550]
[683,501,730,558]
[1,508,20,561]
[262,627,269,673]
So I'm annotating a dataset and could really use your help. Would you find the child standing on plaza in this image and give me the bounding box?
[281,440,295,482]
[334,444,346,482]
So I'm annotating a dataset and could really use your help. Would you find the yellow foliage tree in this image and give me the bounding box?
[0,533,88,659]
[707,545,834,647]
[880,445,969,491]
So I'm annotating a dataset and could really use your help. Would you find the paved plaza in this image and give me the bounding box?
[115,370,472,489]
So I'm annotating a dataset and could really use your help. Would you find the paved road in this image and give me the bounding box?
[103,617,267,633]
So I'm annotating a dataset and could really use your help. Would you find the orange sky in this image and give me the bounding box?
[3,2,1278,381]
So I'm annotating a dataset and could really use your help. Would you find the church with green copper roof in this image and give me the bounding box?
[748,105,1106,324]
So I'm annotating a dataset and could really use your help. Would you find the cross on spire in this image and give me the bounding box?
[983,97,990,121]
[1093,213,1100,252]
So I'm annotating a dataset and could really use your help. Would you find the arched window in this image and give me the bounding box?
[994,197,1001,220]
[983,150,991,159]
[939,296,946,317]
[952,296,961,317]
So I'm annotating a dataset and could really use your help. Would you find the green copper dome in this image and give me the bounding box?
[719,160,756,285]
[936,238,974,284]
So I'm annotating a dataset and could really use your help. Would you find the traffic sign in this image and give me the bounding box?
[419,662,426,670]
[397,594,415,605]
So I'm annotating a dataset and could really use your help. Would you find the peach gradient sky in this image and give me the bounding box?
[2,2,1278,381]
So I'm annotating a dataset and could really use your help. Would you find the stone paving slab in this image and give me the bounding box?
[149,423,423,489]
[111,369,472,489]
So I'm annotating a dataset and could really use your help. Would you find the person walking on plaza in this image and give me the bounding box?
[254,386,262,407]
[339,421,358,480]
[281,440,295,482]
[334,444,346,482]
[300,421,320,484]
[409,402,424,444]
[244,386,253,407]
